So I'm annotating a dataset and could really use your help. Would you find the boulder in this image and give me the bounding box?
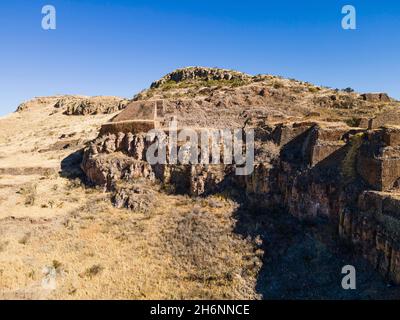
[361,93,391,103]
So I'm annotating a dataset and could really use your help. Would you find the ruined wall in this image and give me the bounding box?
[357,127,400,191]
[81,115,400,284]
[82,129,238,196]
[339,191,400,284]
[243,123,400,284]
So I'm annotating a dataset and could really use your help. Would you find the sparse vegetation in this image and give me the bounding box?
[160,204,261,299]
[342,87,355,93]
[345,117,361,127]
[18,183,37,206]
[158,78,249,92]
[2,66,400,300]
[66,178,83,190]
[308,86,320,93]
[52,260,62,272]
[272,80,284,89]
[18,232,31,245]
[82,264,103,278]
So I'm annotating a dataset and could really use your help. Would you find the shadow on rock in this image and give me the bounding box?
[60,149,85,181]
[232,201,400,300]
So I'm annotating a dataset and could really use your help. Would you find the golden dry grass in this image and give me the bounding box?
[0,189,261,299]
[0,102,261,299]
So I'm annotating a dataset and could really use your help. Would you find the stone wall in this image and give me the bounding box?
[357,127,400,191]
[81,117,400,284]
[82,129,240,196]
[339,191,400,284]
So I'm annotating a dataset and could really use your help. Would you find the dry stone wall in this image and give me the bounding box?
[81,97,400,285]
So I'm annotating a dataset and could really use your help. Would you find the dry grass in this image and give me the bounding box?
[18,183,37,206]
[0,102,261,298]
[0,182,261,299]
[159,202,262,299]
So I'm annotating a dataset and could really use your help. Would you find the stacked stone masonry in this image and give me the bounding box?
[82,99,400,284]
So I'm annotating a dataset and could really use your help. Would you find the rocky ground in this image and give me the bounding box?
[2,67,400,299]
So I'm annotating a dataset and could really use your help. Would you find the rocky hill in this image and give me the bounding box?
[2,67,400,299]
[133,67,396,129]
[16,95,129,115]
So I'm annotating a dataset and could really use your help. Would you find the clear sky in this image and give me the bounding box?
[0,0,399,115]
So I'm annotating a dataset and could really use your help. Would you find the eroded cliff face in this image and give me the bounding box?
[80,67,400,284]
[245,123,400,284]
[338,129,400,284]
[81,129,240,198]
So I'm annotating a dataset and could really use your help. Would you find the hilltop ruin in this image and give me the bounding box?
[80,67,400,284]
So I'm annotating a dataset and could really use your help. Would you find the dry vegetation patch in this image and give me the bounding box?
[0,187,262,299]
[158,197,262,299]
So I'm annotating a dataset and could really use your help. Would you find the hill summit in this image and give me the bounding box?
[1,67,400,299]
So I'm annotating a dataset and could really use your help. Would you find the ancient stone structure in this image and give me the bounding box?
[150,66,251,89]
[264,124,400,284]
[99,100,165,136]
[368,111,400,129]
[357,127,400,191]
[81,67,400,284]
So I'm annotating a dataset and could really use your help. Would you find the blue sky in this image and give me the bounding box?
[0,0,399,115]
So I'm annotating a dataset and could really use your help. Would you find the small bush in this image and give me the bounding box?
[18,233,31,245]
[272,80,284,89]
[161,80,179,91]
[342,87,355,93]
[308,86,320,93]
[345,117,361,127]
[18,184,37,206]
[66,178,83,190]
[83,264,104,278]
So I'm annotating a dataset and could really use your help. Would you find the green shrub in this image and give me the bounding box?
[308,86,320,93]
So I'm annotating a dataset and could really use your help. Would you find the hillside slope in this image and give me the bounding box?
[1,67,400,299]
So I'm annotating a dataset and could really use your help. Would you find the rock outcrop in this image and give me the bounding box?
[81,67,400,284]
[57,96,129,115]
[150,66,252,89]
[16,95,128,115]
[361,93,391,102]
[16,96,66,112]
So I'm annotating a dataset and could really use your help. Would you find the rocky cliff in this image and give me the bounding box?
[81,67,400,285]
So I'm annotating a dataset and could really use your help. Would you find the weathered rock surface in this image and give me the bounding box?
[16,95,128,115]
[16,96,67,112]
[81,67,400,284]
[112,184,156,213]
[357,127,400,191]
[361,93,391,102]
[150,66,252,89]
